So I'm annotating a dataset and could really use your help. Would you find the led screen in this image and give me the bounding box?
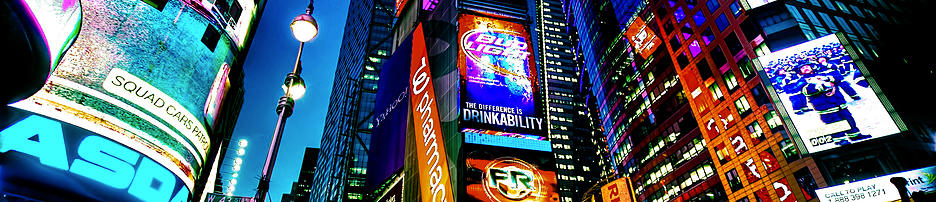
[366,31,413,190]
[756,34,902,153]
[1,107,190,201]
[464,144,558,201]
[463,128,550,152]
[7,0,244,191]
[816,166,936,202]
[458,14,544,136]
[625,17,662,59]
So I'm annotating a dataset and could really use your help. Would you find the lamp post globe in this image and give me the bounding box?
[290,13,318,43]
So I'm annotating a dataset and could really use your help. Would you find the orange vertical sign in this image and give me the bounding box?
[601,177,635,202]
[409,23,455,202]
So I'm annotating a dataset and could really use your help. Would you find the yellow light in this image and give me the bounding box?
[238,139,248,147]
[237,148,246,156]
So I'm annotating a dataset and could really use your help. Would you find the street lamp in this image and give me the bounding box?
[255,1,318,202]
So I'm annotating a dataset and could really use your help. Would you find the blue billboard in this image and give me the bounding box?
[366,30,414,190]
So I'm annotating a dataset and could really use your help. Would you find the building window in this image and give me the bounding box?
[715,143,731,164]
[715,14,730,31]
[698,60,713,80]
[750,84,770,106]
[675,6,687,22]
[735,96,752,117]
[738,57,755,80]
[690,40,703,57]
[730,2,742,17]
[725,169,744,191]
[778,131,801,161]
[764,111,783,132]
[725,32,744,55]
[694,10,707,26]
[709,83,724,101]
[706,0,720,13]
[723,70,739,92]
[701,28,715,45]
[747,121,765,145]
[711,47,728,68]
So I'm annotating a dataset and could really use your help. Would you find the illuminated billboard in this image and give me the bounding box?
[410,24,456,202]
[625,17,661,59]
[23,0,82,71]
[601,177,635,202]
[458,14,544,135]
[816,166,936,202]
[367,29,414,190]
[1,107,190,201]
[464,144,559,201]
[4,0,248,194]
[755,34,903,153]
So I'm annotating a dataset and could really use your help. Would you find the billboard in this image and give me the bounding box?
[755,34,903,153]
[458,14,544,135]
[816,166,936,202]
[410,24,456,202]
[464,144,559,201]
[601,177,635,202]
[624,17,661,59]
[1,107,190,201]
[4,0,248,193]
[367,30,414,190]
[463,128,550,152]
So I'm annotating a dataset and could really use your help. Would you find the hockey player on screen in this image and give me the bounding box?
[799,62,872,146]
[816,56,861,101]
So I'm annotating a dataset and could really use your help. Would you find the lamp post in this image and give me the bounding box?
[255,1,318,201]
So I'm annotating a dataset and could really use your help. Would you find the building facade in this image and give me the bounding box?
[311,0,396,201]
[535,0,612,200]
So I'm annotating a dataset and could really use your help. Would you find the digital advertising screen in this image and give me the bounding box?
[464,144,559,202]
[4,0,247,193]
[458,14,544,136]
[625,17,661,59]
[1,107,190,201]
[755,34,903,153]
[815,165,936,202]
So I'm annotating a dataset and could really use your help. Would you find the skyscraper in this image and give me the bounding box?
[312,0,395,201]
[535,0,612,200]
[285,148,319,202]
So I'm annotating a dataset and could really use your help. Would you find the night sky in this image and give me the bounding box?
[221,0,348,201]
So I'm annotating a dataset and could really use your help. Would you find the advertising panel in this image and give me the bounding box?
[464,143,558,202]
[601,177,635,202]
[1,107,190,201]
[7,0,246,192]
[816,166,936,202]
[367,31,414,190]
[755,34,903,153]
[458,14,544,135]
[624,17,661,59]
[410,24,455,202]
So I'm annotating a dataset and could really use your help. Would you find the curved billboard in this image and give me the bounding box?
[2,0,255,200]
